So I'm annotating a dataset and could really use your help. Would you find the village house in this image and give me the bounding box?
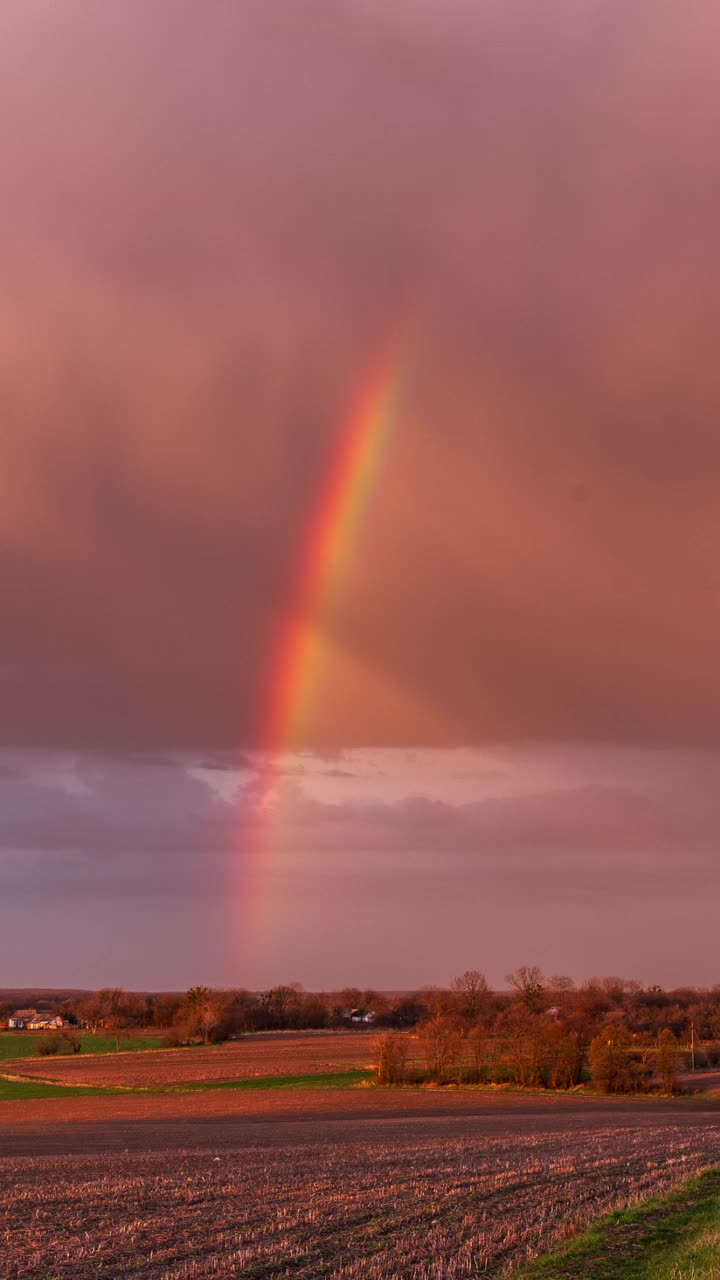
[28,1014,66,1030]
[8,1008,38,1029]
[8,1009,66,1030]
[349,1008,376,1024]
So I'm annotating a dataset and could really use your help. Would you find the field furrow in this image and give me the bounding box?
[2,1125,718,1279]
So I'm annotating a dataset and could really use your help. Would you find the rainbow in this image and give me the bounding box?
[243,336,411,935]
[264,337,410,758]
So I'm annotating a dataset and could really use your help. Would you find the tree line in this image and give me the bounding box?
[374,968,701,1094]
[8,966,720,1091]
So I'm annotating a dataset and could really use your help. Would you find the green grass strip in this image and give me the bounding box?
[0,1069,371,1101]
[0,1079,127,1100]
[516,1168,720,1279]
[175,1069,372,1092]
[0,1033,164,1060]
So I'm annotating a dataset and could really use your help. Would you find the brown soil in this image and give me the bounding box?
[7,1030,377,1087]
[2,1114,719,1279]
[2,1086,720,1154]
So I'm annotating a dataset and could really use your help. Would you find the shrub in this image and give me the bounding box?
[374,1032,409,1085]
[35,1036,60,1056]
[590,1032,649,1093]
[35,1031,81,1056]
[590,1034,627,1092]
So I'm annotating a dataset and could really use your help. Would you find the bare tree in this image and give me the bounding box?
[262,984,305,1029]
[153,994,183,1029]
[420,986,454,1018]
[78,989,128,1043]
[506,966,545,1011]
[450,970,490,1021]
[547,976,576,1007]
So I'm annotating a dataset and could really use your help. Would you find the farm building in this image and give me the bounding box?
[28,1014,66,1030]
[8,1008,37,1029]
[8,1009,66,1030]
[349,1008,376,1024]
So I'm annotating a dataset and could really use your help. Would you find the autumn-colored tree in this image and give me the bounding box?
[464,1022,488,1084]
[589,1033,620,1093]
[182,986,230,1045]
[543,1024,584,1089]
[501,1007,545,1087]
[384,994,428,1027]
[419,1015,463,1083]
[420,987,455,1018]
[78,989,127,1040]
[153,994,184,1029]
[589,1029,647,1093]
[656,1028,680,1094]
[374,1032,409,1085]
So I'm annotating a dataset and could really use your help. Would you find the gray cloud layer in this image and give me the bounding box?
[1,746,718,988]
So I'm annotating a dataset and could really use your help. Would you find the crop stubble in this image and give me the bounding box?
[2,1124,719,1279]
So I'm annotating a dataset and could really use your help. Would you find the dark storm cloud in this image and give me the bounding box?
[0,755,229,855]
[2,1,720,749]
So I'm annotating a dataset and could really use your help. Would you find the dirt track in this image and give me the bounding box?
[3,1087,720,1157]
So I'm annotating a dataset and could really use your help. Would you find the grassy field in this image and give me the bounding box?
[178,1069,371,1092]
[0,1031,164,1059]
[0,1078,126,1101]
[518,1168,720,1278]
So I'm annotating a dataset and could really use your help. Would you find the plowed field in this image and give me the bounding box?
[7,1031,376,1087]
[3,1123,719,1279]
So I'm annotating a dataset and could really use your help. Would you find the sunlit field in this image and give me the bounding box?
[2,1127,717,1279]
[3,1031,376,1088]
[0,1033,164,1061]
[5,0,720,1276]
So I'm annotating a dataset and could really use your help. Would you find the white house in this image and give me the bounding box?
[8,1008,38,1029]
[349,1008,376,1024]
[8,1009,66,1030]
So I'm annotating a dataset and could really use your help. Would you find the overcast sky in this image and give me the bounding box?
[2,1,720,989]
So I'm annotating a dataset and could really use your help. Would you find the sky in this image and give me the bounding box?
[2,1,720,990]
